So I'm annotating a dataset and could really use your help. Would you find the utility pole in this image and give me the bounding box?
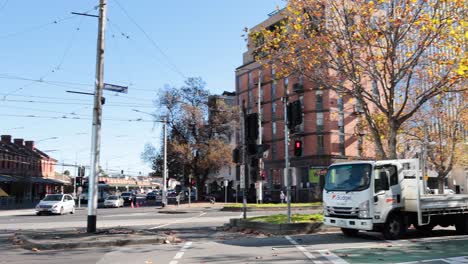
[257,70,263,203]
[87,0,106,233]
[162,117,168,207]
[283,84,291,223]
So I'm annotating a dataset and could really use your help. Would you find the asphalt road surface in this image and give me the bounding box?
[1,204,467,264]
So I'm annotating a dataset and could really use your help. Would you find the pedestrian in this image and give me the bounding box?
[280,191,285,204]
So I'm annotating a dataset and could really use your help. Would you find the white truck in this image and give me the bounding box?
[322,159,468,239]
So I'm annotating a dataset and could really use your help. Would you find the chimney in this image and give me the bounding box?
[1,135,12,144]
[13,138,24,146]
[25,140,35,150]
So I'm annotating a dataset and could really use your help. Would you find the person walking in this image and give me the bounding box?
[280,191,285,204]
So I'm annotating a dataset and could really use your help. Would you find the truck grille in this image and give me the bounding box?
[328,206,359,218]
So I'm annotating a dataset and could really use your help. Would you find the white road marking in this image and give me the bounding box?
[168,241,192,264]
[318,250,348,264]
[285,235,316,260]
[150,212,206,230]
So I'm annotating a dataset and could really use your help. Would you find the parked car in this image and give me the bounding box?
[121,192,136,205]
[104,195,124,208]
[146,191,159,200]
[35,194,75,215]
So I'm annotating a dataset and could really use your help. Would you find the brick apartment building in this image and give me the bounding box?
[236,11,375,202]
[0,134,65,209]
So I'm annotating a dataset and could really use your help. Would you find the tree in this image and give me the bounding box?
[401,91,468,193]
[250,0,467,159]
[142,77,236,194]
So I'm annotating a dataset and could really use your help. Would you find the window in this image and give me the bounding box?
[272,101,276,116]
[337,95,343,111]
[374,168,390,193]
[317,112,324,132]
[339,134,345,155]
[248,72,253,110]
[317,135,324,154]
[272,121,277,137]
[316,91,323,111]
[272,142,277,160]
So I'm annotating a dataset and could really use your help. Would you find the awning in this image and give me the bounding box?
[0,175,18,183]
[0,187,8,197]
[30,177,70,185]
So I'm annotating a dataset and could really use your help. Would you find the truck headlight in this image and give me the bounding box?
[358,200,369,218]
[323,202,330,216]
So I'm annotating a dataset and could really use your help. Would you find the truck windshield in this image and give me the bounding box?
[325,164,372,192]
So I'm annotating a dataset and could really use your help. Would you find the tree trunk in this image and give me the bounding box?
[437,173,446,195]
[388,120,399,159]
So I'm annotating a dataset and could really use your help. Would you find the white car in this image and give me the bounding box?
[104,195,124,208]
[35,194,75,215]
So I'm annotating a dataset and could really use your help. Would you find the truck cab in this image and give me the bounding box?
[323,159,468,239]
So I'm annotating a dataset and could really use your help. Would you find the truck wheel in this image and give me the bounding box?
[455,216,468,235]
[341,228,359,237]
[383,214,405,240]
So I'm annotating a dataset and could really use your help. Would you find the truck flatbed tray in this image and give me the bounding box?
[420,194,468,211]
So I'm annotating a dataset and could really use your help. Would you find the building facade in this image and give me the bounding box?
[0,134,64,209]
[236,12,375,202]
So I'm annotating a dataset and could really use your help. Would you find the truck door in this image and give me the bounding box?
[373,166,395,223]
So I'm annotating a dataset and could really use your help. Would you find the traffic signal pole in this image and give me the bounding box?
[283,86,291,223]
[257,70,263,204]
[240,101,247,219]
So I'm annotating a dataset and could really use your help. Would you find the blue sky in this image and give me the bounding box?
[0,0,285,176]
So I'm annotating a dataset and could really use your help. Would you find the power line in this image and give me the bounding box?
[0,113,154,122]
[0,98,155,108]
[112,0,187,79]
[0,15,78,39]
[0,73,161,92]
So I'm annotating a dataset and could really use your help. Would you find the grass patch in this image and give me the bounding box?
[225,202,322,208]
[246,213,323,224]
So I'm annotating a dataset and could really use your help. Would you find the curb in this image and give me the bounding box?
[221,206,322,212]
[14,234,177,250]
[227,218,326,235]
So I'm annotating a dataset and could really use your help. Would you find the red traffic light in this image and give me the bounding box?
[294,140,302,157]
[295,141,301,148]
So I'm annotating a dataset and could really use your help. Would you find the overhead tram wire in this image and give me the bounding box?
[0,114,154,122]
[0,74,161,92]
[112,0,187,80]
[1,99,155,108]
[106,18,178,79]
[0,15,78,39]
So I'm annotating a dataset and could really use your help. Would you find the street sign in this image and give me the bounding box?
[240,165,245,189]
[103,83,128,93]
[224,179,229,187]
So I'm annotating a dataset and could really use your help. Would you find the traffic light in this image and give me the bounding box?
[245,113,259,142]
[78,166,85,177]
[232,147,240,163]
[287,100,302,130]
[75,176,82,187]
[247,143,258,155]
[250,158,259,181]
[294,140,302,157]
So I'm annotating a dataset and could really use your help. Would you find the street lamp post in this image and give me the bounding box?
[133,109,168,207]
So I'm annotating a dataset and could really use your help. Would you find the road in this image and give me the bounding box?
[1,204,467,264]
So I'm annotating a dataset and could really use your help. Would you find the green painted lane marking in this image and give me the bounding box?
[332,239,468,264]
